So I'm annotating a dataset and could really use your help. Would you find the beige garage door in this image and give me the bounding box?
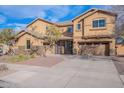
[79,43,110,56]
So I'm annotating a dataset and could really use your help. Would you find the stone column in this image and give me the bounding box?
[73,41,79,55]
[61,46,64,54]
[109,39,116,56]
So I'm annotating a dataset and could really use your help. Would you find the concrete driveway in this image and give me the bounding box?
[0,55,123,88]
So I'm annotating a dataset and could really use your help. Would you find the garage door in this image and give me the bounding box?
[79,43,110,56]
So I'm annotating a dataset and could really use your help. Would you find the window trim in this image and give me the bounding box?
[92,18,106,28]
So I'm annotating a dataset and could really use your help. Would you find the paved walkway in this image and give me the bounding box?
[0,55,123,88]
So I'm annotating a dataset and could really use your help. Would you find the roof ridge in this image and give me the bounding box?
[26,8,117,28]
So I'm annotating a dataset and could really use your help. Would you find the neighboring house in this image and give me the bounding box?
[15,8,117,56]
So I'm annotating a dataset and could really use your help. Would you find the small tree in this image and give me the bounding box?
[25,25,61,56]
[45,25,61,47]
[0,29,16,55]
[111,6,124,37]
[0,29,15,44]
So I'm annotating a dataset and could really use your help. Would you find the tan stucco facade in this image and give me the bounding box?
[72,9,116,56]
[116,45,124,56]
[15,9,117,56]
[16,33,42,47]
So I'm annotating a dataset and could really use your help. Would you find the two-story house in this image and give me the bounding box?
[15,8,117,56]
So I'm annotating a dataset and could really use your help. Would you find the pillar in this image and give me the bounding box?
[73,41,79,55]
[109,39,116,56]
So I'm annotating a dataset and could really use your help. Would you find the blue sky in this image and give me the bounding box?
[0,5,110,31]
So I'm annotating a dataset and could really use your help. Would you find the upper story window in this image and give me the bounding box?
[31,26,37,31]
[46,26,48,30]
[77,23,81,30]
[93,19,106,28]
[67,26,73,32]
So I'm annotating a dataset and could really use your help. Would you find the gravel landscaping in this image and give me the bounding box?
[0,55,64,67]
[16,56,64,67]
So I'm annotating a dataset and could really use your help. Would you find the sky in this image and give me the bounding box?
[0,5,111,31]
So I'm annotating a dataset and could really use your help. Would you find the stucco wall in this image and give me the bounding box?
[27,19,73,37]
[73,11,116,38]
[27,20,53,35]
[15,33,55,54]
[15,10,116,56]
[16,33,42,47]
[58,26,73,37]
[72,10,116,56]
[84,12,115,36]
[116,44,124,56]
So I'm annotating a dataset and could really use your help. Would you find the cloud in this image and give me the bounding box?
[0,6,45,18]
[6,23,27,31]
[0,15,6,24]
[38,11,46,18]
[0,5,108,22]
[89,5,111,10]
[0,5,72,21]
[50,18,59,22]
[47,6,70,19]
[0,5,108,31]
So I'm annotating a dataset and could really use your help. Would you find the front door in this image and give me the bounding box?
[64,41,73,54]
[105,43,110,56]
[55,40,73,54]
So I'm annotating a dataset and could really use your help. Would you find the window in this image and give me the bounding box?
[32,26,37,31]
[99,19,106,27]
[46,26,48,30]
[93,19,106,28]
[67,26,73,32]
[77,23,81,30]
[26,40,31,49]
[93,20,99,27]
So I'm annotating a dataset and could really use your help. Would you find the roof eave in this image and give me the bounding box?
[72,8,117,22]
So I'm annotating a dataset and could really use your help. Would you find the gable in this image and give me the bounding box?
[15,32,42,46]
[26,18,55,28]
[27,19,52,29]
[15,31,45,42]
[73,9,117,22]
[26,18,56,34]
[84,11,116,26]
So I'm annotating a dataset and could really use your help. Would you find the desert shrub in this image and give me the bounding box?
[35,46,47,57]
[0,64,8,71]
[30,54,36,58]
[14,46,26,55]
[30,46,39,55]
